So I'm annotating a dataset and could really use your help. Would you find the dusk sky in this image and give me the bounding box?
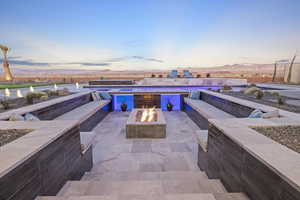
[1,0,300,71]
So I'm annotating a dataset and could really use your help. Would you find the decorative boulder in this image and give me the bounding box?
[9,113,25,121]
[24,113,40,121]
[248,109,263,118]
[262,110,280,119]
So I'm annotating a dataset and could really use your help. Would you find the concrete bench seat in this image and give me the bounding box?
[56,100,109,121]
[55,100,110,132]
[185,97,234,119]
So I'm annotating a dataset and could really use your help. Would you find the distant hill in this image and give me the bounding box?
[0,63,288,77]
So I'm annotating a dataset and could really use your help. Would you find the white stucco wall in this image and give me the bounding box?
[137,78,247,86]
[284,63,300,84]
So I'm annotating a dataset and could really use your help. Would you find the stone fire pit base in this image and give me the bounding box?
[126,109,166,138]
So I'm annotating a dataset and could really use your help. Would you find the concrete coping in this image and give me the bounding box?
[184,97,234,119]
[199,89,300,119]
[55,100,110,123]
[0,91,92,120]
[0,120,79,178]
[209,117,300,191]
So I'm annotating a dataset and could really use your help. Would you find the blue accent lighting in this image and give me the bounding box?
[113,94,134,111]
[160,94,182,111]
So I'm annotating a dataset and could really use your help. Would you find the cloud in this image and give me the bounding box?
[0,58,111,67]
[4,59,50,66]
[131,56,164,63]
[276,59,289,63]
[1,55,163,68]
[105,56,164,63]
[67,62,110,66]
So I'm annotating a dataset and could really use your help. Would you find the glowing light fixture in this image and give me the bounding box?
[29,86,34,92]
[4,88,10,97]
[76,82,80,89]
[54,84,58,90]
[16,89,23,98]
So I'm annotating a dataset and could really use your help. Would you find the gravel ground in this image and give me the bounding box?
[253,126,300,154]
[224,91,300,113]
[0,129,33,147]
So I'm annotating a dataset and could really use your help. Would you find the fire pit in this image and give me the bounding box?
[126,108,166,138]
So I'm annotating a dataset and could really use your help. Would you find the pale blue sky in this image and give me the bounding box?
[1,0,299,70]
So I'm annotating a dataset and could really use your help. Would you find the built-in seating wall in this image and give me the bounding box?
[0,126,93,200]
[184,104,209,129]
[80,104,110,131]
[205,124,300,200]
[200,92,254,117]
[31,93,92,120]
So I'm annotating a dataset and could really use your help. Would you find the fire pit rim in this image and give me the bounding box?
[127,108,166,125]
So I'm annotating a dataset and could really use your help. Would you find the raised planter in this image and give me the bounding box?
[203,117,300,200]
[0,121,92,200]
[0,92,92,121]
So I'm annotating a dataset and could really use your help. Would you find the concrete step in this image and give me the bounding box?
[214,193,250,200]
[37,193,217,200]
[57,179,227,196]
[82,171,208,181]
[37,193,250,200]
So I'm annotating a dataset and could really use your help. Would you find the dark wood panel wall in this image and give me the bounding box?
[0,126,93,200]
[204,123,300,200]
[31,94,92,120]
[201,92,254,118]
[134,94,161,108]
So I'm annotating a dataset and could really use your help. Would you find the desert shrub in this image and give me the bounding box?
[43,90,59,96]
[222,85,232,91]
[249,83,257,88]
[277,96,286,105]
[26,92,48,104]
[254,90,264,99]
[271,91,279,97]
[263,90,272,95]
[0,98,11,110]
[264,90,280,97]
[58,88,70,96]
[25,92,35,104]
[40,95,49,101]
[244,87,260,95]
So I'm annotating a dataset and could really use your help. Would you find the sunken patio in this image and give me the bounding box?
[1,83,300,200]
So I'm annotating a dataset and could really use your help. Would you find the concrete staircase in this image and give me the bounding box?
[36,171,249,200]
[36,112,250,200]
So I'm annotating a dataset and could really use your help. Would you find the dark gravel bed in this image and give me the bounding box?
[224,91,300,113]
[253,126,300,154]
[0,129,33,147]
